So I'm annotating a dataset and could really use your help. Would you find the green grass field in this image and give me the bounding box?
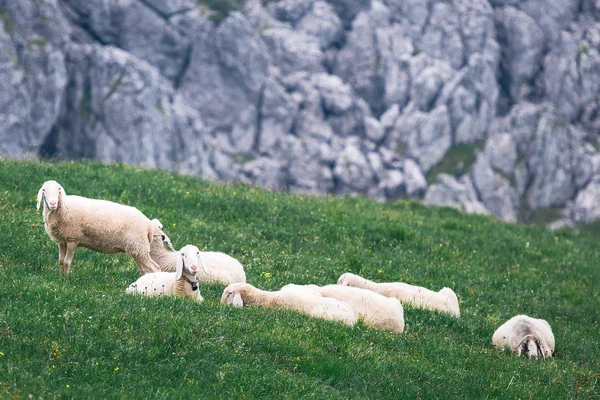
[0,159,598,399]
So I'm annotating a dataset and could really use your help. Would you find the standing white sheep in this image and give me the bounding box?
[126,245,204,303]
[149,219,246,285]
[221,283,357,326]
[337,272,460,317]
[36,180,159,276]
[281,283,405,332]
[492,315,555,359]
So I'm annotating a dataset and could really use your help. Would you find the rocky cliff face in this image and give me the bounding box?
[2,0,600,226]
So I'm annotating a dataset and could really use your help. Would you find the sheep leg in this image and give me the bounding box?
[58,242,67,271]
[133,254,160,275]
[62,242,78,277]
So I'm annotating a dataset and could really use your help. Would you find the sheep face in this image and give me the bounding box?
[37,180,65,211]
[221,284,245,307]
[175,245,205,279]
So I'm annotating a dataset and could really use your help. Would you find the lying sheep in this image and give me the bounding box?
[221,283,356,326]
[149,219,246,285]
[36,180,159,276]
[492,315,555,359]
[126,245,204,303]
[281,284,405,332]
[337,272,460,317]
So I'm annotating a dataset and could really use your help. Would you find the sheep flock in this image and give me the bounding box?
[36,180,556,359]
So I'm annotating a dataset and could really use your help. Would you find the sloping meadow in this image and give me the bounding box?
[0,159,598,398]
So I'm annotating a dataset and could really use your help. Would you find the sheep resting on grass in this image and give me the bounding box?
[126,245,204,302]
[492,315,555,359]
[281,284,405,332]
[337,272,460,317]
[37,180,159,276]
[221,283,356,326]
[150,219,246,284]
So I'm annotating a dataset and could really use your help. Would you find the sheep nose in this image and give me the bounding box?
[190,265,198,272]
[49,201,57,207]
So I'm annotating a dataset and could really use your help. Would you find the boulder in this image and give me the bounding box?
[470,154,519,222]
[386,105,452,173]
[296,1,342,49]
[424,174,490,216]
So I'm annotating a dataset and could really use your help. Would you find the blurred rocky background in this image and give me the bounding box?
[2,0,600,228]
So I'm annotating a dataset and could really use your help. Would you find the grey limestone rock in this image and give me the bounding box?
[568,177,600,224]
[386,105,452,173]
[296,1,342,49]
[424,174,491,216]
[61,0,190,83]
[470,154,518,222]
[364,116,385,143]
[280,135,335,195]
[483,132,517,176]
[378,158,427,199]
[261,26,324,74]
[312,73,353,115]
[495,6,545,103]
[333,139,377,194]
[256,77,298,153]
[409,55,454,112]
[52,44,221,180]
[543,23,600,121]
[334,3,414,115]
[327,0,372,29]
[434,54,498,145]
[140,0,195,17]
[267,0,315,25]
[418,2,464,70]
[0,0,69,158]
[519,0,579,45]
[176,11,269,153]
[402,158,427,198]
[490,102,600,212]
[241,157,288,190]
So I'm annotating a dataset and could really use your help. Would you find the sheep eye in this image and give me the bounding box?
[161,235,165,240]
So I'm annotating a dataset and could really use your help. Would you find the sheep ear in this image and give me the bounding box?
[176,253,183,280]
[232,293,243,307]
[58,185,67,208]
[36,187,44,211]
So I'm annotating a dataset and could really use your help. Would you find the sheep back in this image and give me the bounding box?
[48,195,153,255]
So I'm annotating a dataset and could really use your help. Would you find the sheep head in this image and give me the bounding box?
[337,272,361,287]
[515,335,547,359]
[221,283,247,307]
[37,180,66,212]
[161,233,174,250]
[175,245,207,280]
[151,219,174,250]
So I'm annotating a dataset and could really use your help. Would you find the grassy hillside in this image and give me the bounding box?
[0,159,598,399]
